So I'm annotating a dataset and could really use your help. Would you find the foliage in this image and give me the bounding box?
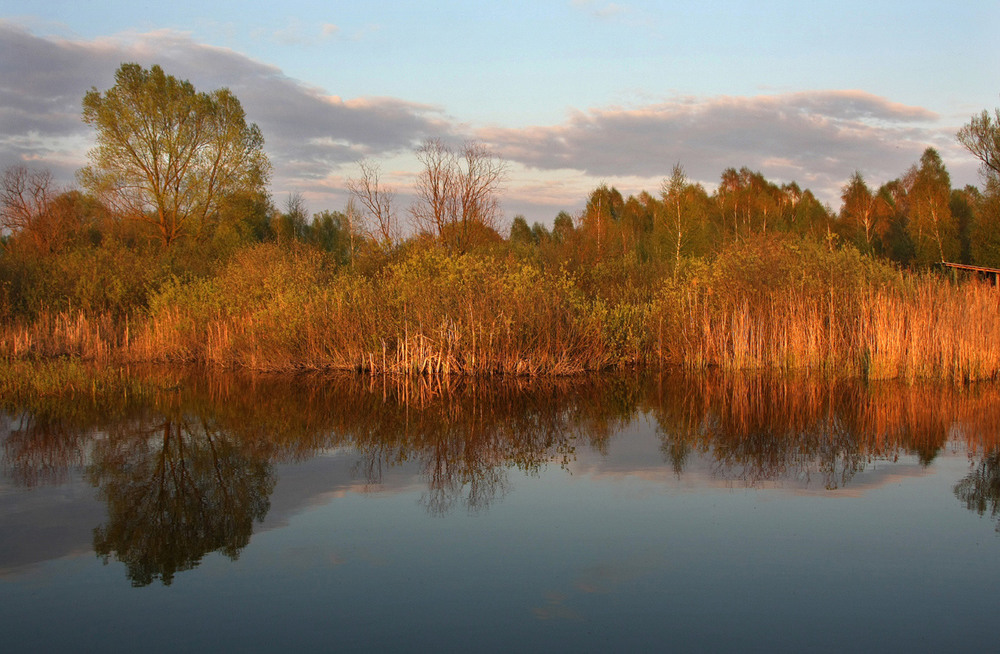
[80,63,271,246]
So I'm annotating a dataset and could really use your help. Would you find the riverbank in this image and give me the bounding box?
[3,237,999,382]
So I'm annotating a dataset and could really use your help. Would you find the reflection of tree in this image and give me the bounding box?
[646,371,994,489]
[2,412,91,487]
[87,414,274,586]
[954,450,1000,531]
[335,375,606,515]
[7,365,1000,583]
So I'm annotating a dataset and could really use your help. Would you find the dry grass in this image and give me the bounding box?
[2,241,999,383]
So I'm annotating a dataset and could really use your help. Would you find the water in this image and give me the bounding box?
[2,370,999,652]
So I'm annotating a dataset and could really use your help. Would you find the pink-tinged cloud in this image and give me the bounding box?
[0,22,451,190]
[0,21,978,220]
[478,90,968,204]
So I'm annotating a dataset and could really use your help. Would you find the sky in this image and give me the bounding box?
[1,0,998,226]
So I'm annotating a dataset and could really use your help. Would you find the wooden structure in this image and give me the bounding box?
[940,261,1000,284]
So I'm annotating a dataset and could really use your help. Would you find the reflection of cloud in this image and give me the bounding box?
[532,591,582,621]
[568,439,946,497]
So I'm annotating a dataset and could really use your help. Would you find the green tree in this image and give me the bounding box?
[957,104,1000,180]
[307,209,355,263]
[971,177,1000,267]
[907,148,957,264]
[88,415,275,586]
[950,186,978,264]
[509,214,533,245]
[274,192,308,243]
[552,211,575,243]
[840,171,889,254]
[580,183,624,257]
[80,63,271,247]
[661,164,702,273]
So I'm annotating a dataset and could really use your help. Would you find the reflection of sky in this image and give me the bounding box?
[0,413,986,578]
[2,414,998,651]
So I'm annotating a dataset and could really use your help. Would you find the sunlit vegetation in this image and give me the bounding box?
[2,64,999,382]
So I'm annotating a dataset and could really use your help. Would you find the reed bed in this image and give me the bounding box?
[2,240,999,383]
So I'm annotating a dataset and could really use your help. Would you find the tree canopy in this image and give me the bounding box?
[957,105,1000,181]
[80,63,270,246]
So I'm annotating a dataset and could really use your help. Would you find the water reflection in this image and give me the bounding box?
[3,369,1000,584]
[954,449,1000,531]
[88,414,274,586]
[650,373,1000,489]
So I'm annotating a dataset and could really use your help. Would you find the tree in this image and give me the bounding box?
[971,177,1000,267]
[661,164,695,273]
[877,178,916,265]
[1,166,101,253]
[580,183,623,257]
[907,148,957,264]
[839,171,889,253]
[307,209,357,264]
[957,105,1000,180]
[80,63,271,247]
[409,138,508,253]
[552,211,575,243]
[89,415,275,586]
[346,159,397,249]
[274,192,308,243]
[509,215,533,245]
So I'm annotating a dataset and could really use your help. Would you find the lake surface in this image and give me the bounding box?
[2,369,1000,652]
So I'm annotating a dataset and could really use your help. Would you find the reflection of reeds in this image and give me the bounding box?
[649,370,1000,487]
[8,365,1000,498]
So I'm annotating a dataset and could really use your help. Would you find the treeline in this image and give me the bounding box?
[509,148,998,272]
[1,63,999,381]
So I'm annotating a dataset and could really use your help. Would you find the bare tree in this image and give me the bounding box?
[2,166,53,234]
[344,197,361,266]
[410,139,456,240]
[0,165,67,252]
[346,159,397,248]
[409,138,508,252]
[455,141,507,235]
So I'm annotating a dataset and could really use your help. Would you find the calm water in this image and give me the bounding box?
[2,370,1000,652]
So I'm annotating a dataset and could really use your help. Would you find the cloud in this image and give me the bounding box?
[0,21,974,221]
[478,90,964,205]
[0,21,451,194]
[267,19,342,46]
[571,0,627,20]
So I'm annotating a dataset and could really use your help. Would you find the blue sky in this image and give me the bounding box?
[2,0,998,224]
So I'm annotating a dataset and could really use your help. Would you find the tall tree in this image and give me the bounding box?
[660,164,711,272]
[346,159,397,249]
[409,139,507,253]
[580,183,623,258]
[907,148,957,264]
[971,177,1000,267]
[840,171,888,253]
[957,105,1000,180]
[80,63,270,246]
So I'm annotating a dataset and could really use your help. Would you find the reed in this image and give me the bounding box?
[2,238,999,383]
[651,239,1000,383]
